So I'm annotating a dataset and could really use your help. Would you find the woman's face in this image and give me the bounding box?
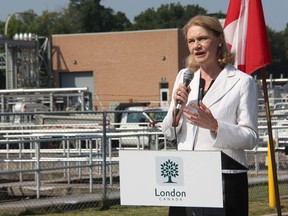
[186,25,222,67]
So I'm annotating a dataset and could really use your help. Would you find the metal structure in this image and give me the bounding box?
[0,110,286,214]
[0,36,52,89]
[0,87,92,114]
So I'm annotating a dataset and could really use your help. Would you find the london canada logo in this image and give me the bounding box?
[155,157,186,202]
[161,159,179,183]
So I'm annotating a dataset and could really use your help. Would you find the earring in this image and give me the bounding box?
[219,44,222,47]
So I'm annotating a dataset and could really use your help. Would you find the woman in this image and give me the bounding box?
[162,15,258,216]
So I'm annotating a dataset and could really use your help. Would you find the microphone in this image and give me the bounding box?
[198,78,205,105]
[175,69,194,116]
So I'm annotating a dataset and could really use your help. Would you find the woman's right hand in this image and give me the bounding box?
[173,83,191,114]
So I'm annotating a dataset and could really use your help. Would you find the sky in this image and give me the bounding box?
[0,0,287,32]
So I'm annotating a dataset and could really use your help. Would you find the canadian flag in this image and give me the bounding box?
[223,0,272,75]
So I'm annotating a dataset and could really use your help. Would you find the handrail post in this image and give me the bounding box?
[101,110,108,209]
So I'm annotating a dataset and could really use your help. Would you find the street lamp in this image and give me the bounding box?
[5,13,15,37]
[4,12,30,38]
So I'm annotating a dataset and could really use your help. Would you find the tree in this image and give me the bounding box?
[1,0,131,36]
[264,27,288,78]
[112,11,131,31]
[0,1,287,78]
[284,23,288,60]
[2,10,69,37]
[28,11,65,35]
[161,159,179,183]
[130,3,207,30]
[4,10,37,38]
[67,0,131,33]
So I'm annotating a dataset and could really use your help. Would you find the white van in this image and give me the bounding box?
[114,106,169,149]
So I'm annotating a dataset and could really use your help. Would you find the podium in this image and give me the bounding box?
[119,150,247,208]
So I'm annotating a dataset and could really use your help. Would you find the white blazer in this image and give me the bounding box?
[162,64,259,168]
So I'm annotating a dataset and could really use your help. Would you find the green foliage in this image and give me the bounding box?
[265,27,288,77]
[29,11,64,35]
[0,0,287,77]
[5,10,37,38]
[284,23,288,55]
[131,3,207,30]
[67,0,131,33]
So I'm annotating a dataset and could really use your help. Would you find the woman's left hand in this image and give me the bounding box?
[183,101,218,132]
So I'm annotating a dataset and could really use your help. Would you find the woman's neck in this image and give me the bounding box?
[200,65,222,81]
[199,65,222,91]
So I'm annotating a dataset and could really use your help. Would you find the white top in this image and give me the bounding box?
[162,64,259,168]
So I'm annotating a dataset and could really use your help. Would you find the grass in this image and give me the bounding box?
[249,201,288,216]
[43,206,169,216]
[2,199,286,216]
[23,201,288,216]
[0,183,287,216]
[248,182,288,215]
[46,182,288,216]
[0,201,287,216]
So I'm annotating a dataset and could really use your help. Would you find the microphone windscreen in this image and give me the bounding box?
[183,69,194,86]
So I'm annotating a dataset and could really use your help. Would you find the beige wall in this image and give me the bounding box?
[52,29,189,110]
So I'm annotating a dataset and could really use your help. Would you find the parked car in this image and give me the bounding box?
[272,102,288,120]
[273,102,288,114]
[260,120,288,147]
[113,106,172,149]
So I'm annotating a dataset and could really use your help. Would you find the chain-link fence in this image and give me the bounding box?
[0,110,287,215]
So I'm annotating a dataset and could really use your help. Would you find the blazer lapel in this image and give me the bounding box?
[202,65,240,108]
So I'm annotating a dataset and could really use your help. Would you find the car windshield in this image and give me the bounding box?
[127,112,149,123]
[145,110,167,122]
[275,103,288,109]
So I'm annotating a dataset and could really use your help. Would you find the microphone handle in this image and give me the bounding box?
[175,101,182,116]
[175,73,193,116]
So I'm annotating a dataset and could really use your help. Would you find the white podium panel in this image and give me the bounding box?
[119,150,223,208]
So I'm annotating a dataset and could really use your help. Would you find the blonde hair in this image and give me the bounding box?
[183,15,235,71]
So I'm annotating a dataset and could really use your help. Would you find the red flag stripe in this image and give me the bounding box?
[224,0,272,74]
[245,0,272,73]
[224,0,242,28]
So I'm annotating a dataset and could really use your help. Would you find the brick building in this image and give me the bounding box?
[51,29,189,110]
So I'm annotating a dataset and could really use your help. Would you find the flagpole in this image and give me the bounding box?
[260,68,282,216]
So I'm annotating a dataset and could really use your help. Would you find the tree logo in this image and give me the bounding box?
[156,157,184,186]
[160,159,179,183]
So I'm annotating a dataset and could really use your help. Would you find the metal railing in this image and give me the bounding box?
[0,110,286,214]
